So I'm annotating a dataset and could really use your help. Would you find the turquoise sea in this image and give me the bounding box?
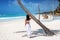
[0,13,36,22]
[0,13,27,22]
[0,13,26,17]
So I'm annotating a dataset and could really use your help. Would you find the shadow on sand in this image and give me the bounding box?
[15,29,60,38]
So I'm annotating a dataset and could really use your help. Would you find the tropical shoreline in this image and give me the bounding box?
[0,15,60,40]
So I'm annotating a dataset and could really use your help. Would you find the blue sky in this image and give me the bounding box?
[0,0,59,15]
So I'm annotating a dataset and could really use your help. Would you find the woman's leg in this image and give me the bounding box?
[26,24,31,38]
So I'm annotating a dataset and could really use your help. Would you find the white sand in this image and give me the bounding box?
[0,16,60,40]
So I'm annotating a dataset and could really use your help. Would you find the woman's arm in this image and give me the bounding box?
[25,20,26,26]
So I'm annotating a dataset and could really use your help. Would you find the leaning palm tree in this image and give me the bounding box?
[58,0,60,5]
[54,0,60,15]
[17,0,55,36]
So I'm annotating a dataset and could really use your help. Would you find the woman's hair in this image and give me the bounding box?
[26,15,30,20]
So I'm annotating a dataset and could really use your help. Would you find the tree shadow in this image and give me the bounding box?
[52,30,60,34]
[15,31,26,33]
[31,29,60,37]
[54,16,60,20]
[14,29,60,38]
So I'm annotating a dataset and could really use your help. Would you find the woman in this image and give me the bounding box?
[25,15,31,38]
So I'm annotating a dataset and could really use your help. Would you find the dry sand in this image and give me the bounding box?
[0,16,60,40]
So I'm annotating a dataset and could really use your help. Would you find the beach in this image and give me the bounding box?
[0,16,60,40]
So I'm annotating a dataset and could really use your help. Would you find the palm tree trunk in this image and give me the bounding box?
[17,0,55,36]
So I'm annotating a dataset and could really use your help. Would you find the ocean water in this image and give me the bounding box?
[0,13,27,22]
[0,13,26,17]
[0,12,36,18]
[0,16,26,22]
[0,13,36,22]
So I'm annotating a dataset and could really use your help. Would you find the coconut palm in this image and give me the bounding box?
[17,0,55,36]
[54,0,60,15]
[58,0,60,3]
